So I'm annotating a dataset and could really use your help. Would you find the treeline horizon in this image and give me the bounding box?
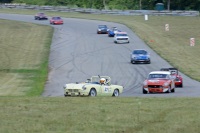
[0,0,200,11]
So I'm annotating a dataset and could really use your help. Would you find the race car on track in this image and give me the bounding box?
[114,32,129,44]
[160,68,183,87]
[108,27,121,37]
[50,16,64,25]
[130,49,151,64]
[34,12,48,20]
[63,76,123,97]
[97,25,109,34]
[143,71,175,94]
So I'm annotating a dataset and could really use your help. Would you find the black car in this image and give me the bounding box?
[97,25,109,34]
[34,12,48,20]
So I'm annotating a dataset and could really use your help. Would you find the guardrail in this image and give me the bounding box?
[0,4,199,16]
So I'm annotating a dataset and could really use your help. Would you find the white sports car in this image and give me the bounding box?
[63,76,124,97]
[114,32,129,44]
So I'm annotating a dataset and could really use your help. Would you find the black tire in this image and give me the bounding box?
[143,88,147,94]
[171,88,175,93]
[166,86,171,93]
[89,88,96,97]
[112,89,119,97]
[179,83,183,87]
[147,60,151,64]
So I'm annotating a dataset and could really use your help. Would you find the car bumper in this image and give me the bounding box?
[115,40,129,43]
[144,87,169,93]
[64,91,89,97]
[98,31,108,34]
[131,59,150,63]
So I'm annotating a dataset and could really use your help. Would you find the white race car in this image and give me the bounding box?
[114,32,129,44]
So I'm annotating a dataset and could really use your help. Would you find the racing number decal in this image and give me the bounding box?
[104,87,109,93]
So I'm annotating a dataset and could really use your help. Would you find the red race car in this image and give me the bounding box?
[143,71,175,94]
[160,68,183,87]
[50,16,64,25]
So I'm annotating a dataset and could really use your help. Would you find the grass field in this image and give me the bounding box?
[0,19,53,96]
[1,97,200,133]
[0,8,200,133]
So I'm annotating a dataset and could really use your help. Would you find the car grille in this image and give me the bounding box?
[117,38,128,40]
[68,89,79,92]
[148,85,162,88]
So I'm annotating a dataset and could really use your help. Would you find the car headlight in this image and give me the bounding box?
[63,84,67,89]
[98,29,101,31]
[82,85,86,90]
[163,82,169,87]
[143,81,148,86]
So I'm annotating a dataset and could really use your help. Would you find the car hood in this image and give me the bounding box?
[146,79,170,85]
[64,82,98,89]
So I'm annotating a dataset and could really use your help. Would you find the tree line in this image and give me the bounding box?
[1,0,200,11]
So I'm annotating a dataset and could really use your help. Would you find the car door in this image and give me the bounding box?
[100,85,112,96]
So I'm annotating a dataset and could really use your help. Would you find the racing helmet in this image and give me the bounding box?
[100,78,106,84]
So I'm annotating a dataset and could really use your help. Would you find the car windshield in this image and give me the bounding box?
[53,17,61,20]
[133,50,147,55]
[170,70,177,75]
[99,25,107,28]
[116,33,127,36]
[148,74,168,79]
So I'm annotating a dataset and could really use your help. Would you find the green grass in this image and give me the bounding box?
[0,97,200,133]
[0,19,53,96]
[0,8,200,133]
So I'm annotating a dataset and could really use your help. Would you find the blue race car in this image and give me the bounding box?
[130,49,151,64]
[108,27,121,37]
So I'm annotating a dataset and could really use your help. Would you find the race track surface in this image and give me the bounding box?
[0,13,200,97]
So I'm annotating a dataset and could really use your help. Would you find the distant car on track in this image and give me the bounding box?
[160,68,183,87]
[114,32,129,44]
[63,76,123,97]
[34,12,48,20]
[143,71,175,94]
[50,16,63,25]
[108,27,121,37]
[130,49,151,64]
[97,25,109,34]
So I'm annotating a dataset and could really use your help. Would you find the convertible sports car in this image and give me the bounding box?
[34,12,48,20]
[114,32,129,44]
[143,71,175,94]
[160,68,183,87]
[108,27,121,37]
[50,16,64,25]
[130,49,151,64]
[63,76,123,97]
[97,25,109,34]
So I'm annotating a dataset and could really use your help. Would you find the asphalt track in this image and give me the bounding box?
[0,13,200,97]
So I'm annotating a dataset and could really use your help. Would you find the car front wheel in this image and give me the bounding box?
[112,89,119,97]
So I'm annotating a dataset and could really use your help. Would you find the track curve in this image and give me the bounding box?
[0,13,200,97]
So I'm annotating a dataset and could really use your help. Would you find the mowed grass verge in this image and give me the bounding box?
[1,9,200,81]
[0,19,53,96]
[1,97,200,133]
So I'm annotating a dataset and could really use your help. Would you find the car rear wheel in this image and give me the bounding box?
[171,88,175,93]
[89,88,96,97]
[179,83,183,87]
[112,89,119,97]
